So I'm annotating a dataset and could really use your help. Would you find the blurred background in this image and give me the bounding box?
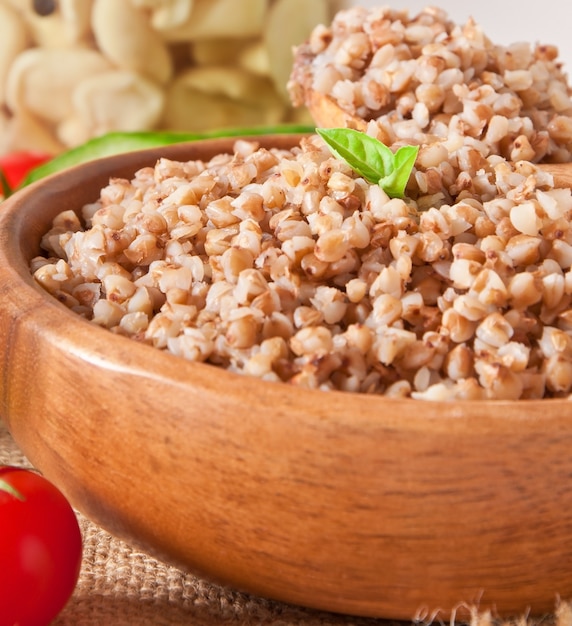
[0,0,569,157]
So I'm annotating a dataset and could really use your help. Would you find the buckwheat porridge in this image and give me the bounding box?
[288,5,572,163]
[32,6,572,401]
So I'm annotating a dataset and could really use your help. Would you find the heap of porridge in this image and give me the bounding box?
[288,5,572,163]
[33,6,572,401]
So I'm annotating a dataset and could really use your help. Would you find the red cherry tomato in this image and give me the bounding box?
[0,466,83,626]
[0,151,52,191]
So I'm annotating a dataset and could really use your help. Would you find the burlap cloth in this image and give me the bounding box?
[2,421,571,626]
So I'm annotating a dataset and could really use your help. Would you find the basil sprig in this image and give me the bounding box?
[316,127,419,198]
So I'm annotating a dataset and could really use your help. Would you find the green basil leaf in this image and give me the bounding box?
[316,127,395,184]
[393,144,420,172]
[382,144,420,198]
[316,127,418,198]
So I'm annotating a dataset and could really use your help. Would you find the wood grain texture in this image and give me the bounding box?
[307,90,367,131]
[538,162,572,189]
[1,137,572,620]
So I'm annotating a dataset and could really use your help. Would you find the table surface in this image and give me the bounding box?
[1,421,570,626]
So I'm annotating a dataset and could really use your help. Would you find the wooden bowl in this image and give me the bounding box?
[1,135,572,621]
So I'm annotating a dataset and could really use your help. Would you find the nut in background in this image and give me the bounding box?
[0,0,344,155]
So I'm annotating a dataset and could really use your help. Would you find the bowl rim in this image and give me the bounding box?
[0,135,571,430]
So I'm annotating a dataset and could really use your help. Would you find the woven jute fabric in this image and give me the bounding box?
[1,421,571,626]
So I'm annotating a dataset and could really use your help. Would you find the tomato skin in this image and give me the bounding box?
[0,466,82,626]
[0,152,52,191]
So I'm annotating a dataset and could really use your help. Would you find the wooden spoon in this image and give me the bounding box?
[305,88,572,189]
[305,89,367,131]
[539,162,572,188]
